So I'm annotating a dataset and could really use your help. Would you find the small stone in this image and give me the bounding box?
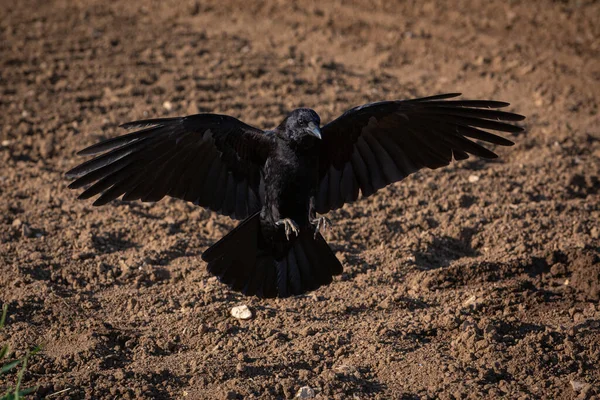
[300,327,316,337]
[230,305,253,320]
[295,386,315,399]
[189,1,200,16]
[235,362,245,373]
[474,56,491,66]
[38,138,54,158]
[22,224,34,238]
[12,219,22,228]
[570,380,589,393]
[163,101,173,111]
[114,369,125,380]
[468,175,480,183]
[126,298,138,311]
[463,294,477,306]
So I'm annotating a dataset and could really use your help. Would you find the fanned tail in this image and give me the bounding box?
[202,213,342,298]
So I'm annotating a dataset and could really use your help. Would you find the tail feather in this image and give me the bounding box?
[294,234,324,290]
[287,245,304,295]
[303,232,341,285]
[202,213,343,298]
[260,261,278,298]
[292,238,317,293]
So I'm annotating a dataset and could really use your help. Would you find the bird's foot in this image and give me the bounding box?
[310,216,331,238]
[275,218,300,240]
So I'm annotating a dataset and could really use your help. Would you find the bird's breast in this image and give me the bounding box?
[262,152,319,225]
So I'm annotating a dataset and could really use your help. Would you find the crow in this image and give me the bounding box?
[66,93,524,298]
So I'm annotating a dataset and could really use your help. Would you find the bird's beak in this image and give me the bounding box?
[307,122,322,139]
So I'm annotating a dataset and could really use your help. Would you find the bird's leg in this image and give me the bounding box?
[310,216,331,238]
[275,218,300,240]
[308,197,330,238]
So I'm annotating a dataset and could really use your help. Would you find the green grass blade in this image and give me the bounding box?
[0,359,22,375]
[0,306,39,398]
[0,304,7,329]
[14,351,30,399]
[16,387,37,396]
[29,346,41,357]
[1,391,16,400]
[0,344,9,360]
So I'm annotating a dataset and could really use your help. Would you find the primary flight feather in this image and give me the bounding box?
[66,93,525,298]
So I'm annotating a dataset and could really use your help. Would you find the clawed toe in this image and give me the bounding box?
[310,216,331,238]
[275,218,300,240]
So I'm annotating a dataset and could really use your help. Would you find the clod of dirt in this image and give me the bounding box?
[22,223,34,238]
[570,380,590,394]
[295,386,316,399]
[462,294,478,306]
[570,251,600,301]
[230,305,253,320]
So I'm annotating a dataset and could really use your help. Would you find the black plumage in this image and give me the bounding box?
[66,93,525,298]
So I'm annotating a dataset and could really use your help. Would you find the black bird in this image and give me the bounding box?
[66,93,524,298]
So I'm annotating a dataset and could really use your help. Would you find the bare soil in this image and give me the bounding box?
[1,0,599,399]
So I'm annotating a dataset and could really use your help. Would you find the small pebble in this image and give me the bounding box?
[235,362,245,373]
[570,380,588,393]
[463,294,478,306]
[230,305,253,320]
[300,327,316,337]
[295,386,315,399]
[468,175,480,183]
[22,224,34,238]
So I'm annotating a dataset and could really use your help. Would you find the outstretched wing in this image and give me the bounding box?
[66,114,272,220]
[315,93,525,213]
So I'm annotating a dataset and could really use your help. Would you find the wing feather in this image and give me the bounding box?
[316,94,524,213]
[66,114,272,219]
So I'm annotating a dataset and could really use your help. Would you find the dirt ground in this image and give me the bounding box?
[1,0,599,398]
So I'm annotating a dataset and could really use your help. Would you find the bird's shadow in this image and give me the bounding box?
[142,240,201,266]
[413,228,480,270]
[91,231,138,254]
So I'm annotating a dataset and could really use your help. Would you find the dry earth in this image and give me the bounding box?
[1,0,599,399]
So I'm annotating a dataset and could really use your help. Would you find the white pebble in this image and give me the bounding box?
[468,175,480,183]
[295,386,315,399]
[163,101,173,111]
[230,305,253,320]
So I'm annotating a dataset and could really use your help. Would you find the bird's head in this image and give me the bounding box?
[280,108,322,141]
